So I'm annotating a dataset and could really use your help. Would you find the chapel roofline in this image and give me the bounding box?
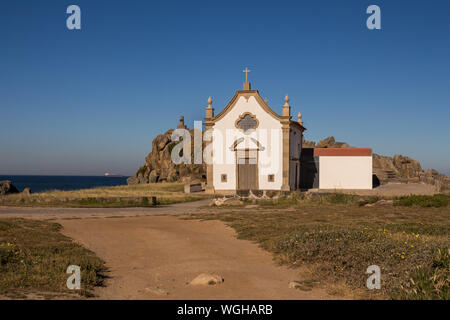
[290,120,307,132]
[206,90,290,124]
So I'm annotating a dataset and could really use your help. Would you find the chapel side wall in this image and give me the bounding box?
[319,156,373,189]
[212,95,283,191]
[289,126,302,190]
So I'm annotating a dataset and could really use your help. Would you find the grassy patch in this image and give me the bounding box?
[394,194,449,208]
[0,183,211,207]
[395,248,449,300]
[190,204,450,299]
[242,193,448,209]
[0,218,106,298]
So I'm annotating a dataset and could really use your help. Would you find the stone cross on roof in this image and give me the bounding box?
[242,67,251,90]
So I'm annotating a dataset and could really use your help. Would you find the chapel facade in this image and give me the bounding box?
[204,69,305,194]
[203,68,373,194]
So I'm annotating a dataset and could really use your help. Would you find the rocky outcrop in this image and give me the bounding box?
[372,154,424,182]
[316,136,351,148]
[0,181,19,195]
[127,127,206,185]
[302,136,316,148]
[303,136,351,148]
[419,169,450,193]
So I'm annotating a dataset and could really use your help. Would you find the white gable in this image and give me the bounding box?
[211,94,283,190]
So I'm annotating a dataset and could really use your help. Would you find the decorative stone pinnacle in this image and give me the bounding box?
[282,95,291,117]
[205,96,214,119]
[207,96,212,108]
[177,115,186,129]
[298,112,303,125]
[283,95,290,107]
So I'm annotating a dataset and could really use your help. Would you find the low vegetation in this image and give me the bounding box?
[238,193,450,208]
[0,183,212,207]
[0,218,106,298]
[190,197,450,299]
[397,248,449,300]
[394,194,449,208]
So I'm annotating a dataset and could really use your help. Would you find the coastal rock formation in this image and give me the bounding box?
[372,154,423,182]
[302,136,350,148]
[0,180,20,195]
[316,136,350,148]
[127,125,206,185]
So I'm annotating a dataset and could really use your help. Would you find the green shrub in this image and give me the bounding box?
[77,198,101,205]
[358,197,381,207]
[141,197,149,206]
[394,195,449,207]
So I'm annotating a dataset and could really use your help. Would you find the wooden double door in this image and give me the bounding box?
[237,156,258,190]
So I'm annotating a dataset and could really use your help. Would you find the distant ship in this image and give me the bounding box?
[104,173,124,178]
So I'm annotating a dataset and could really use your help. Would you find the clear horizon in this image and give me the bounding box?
[1,0,449,176]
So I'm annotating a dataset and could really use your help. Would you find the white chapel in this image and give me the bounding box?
[203,69,372,194]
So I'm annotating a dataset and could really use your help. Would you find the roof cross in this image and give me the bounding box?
[243,67,251,83]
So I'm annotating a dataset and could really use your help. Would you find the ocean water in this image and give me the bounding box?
[0,175,129,193]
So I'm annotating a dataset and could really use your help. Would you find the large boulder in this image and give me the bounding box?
[126,176,139,185]
[128,124,206,185]
[419,169,450,192]
[392,154,423,179]
[302,136,316,148]
[316,136,350,148]
[0,181,20,195]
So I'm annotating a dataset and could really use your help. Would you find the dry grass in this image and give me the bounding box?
[0,183,212,207]
[0,218,106,298]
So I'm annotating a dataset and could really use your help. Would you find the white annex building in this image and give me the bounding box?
[203,69,372,193]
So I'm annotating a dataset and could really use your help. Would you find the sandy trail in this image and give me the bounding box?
[58,215,334,300]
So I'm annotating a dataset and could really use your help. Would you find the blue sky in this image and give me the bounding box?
[0,0,449,176]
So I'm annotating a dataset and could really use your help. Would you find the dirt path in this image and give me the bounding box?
[1,200,341,299]
[58,215,335,300]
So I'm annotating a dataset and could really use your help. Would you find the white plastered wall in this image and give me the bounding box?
[212,95,283,190]
[319,156,372,189]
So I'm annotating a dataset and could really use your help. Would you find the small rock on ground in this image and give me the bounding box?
[189,274,224,286]
[144,287,169,296]
[288,281,302,289]
[364,199,394,207]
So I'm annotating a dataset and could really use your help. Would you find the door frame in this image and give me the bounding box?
[235,148,259,190]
